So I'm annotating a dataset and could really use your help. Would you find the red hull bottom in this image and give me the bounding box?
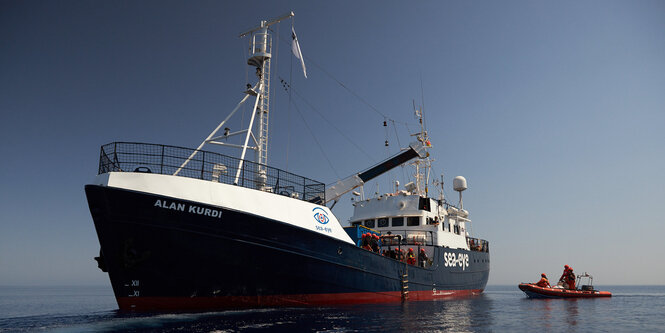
[117,289,484,311]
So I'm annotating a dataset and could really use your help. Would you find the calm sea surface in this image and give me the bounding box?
[1,285,663,332]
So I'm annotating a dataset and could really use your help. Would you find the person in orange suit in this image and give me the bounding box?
[566,267,576,290]
[406,248,416,265]
[536,273,550,287]
[559,265,571,287]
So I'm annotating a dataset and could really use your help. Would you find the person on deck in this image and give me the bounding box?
[362,234,372,251]
[371,234,380,253]
[418,248,429,267]
[386,247,394,259]
[536,273,550,288]
[406,248,416,265]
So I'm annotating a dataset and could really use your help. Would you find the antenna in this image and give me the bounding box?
[420,74,427,135]
[433,173,445,201]
[408,100,431,197]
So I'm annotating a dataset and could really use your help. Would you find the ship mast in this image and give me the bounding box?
[239,13,294,179]
[173,12,293,189]
[409,103,432,197]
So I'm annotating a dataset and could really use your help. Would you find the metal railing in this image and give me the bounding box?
[98,142,325,203]
[379,230,434,247]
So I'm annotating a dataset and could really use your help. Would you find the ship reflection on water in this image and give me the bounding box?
[3,286,661,332]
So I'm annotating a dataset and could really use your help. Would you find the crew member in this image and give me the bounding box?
[406,248,416,265]
[536,273,550,287]
[418,248,429,267]
[385,247,394,259]
[397,248,405,262]
[559,265,571,288]
[566,267,576,290]
[362,234,372,251]
[371,234,380,253]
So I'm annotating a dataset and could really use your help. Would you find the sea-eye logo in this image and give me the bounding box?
[313,207,329,224]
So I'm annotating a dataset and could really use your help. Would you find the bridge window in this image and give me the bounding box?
[378,218,389,227]
[364,219,375,228]
[392,217,404,227]
[418,197,431,211]
[351,221,361,227]
[407,216,420,226]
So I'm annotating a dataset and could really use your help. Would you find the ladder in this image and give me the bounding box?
[401,269,409,300]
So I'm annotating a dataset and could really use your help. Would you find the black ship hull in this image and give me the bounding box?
[86,184,489,311]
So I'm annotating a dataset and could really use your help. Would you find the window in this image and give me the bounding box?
[378,218,389,227]
[351,221,361,227]
[392,217,404,227]
[407,216,420,226]
[364,219,375,228]
[418,197,431,211]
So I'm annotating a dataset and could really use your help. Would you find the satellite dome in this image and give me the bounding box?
[453,176,467,192]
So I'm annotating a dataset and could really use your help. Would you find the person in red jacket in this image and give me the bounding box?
[406,248,416,265]
[566,267,576,290]
[536,273,550,287]
[559,265,570,280]
[361,234,372,251]
[559,265,570,287]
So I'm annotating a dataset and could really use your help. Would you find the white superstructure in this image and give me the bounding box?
[347,105,482,256]
[349,189,472,250]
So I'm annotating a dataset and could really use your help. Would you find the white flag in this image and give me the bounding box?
[291,26,307,78]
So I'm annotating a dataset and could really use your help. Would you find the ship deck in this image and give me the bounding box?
[97,142,326,203]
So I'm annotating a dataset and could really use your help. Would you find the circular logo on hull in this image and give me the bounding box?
[312,207,330,224]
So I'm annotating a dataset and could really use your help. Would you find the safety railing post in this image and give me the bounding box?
[160,145,164,174]
[200,151,205,180]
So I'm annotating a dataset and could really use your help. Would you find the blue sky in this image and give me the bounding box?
[1,0,664,286]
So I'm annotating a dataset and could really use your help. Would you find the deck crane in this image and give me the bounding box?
[324,141,428,207]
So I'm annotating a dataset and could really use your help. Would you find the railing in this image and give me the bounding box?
[98,142,325,203]
[380,230,434,247]
[467,237,490,253]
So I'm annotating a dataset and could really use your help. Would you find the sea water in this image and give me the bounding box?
[1,285,664,332]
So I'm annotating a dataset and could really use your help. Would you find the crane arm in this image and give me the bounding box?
[324,141,427,204]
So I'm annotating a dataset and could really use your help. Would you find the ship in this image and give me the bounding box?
[85,12,490,311]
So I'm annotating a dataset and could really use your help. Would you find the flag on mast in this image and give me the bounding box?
[291,26,307,78]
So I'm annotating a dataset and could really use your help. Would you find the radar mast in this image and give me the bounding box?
[174,12,294,190]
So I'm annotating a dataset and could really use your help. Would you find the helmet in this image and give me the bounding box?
[420,249,425,252]
[409,248,414,252]
[541,273,546,277]
[564,265,569,269]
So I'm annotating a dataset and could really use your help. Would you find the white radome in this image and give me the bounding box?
[453,176,467,192]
